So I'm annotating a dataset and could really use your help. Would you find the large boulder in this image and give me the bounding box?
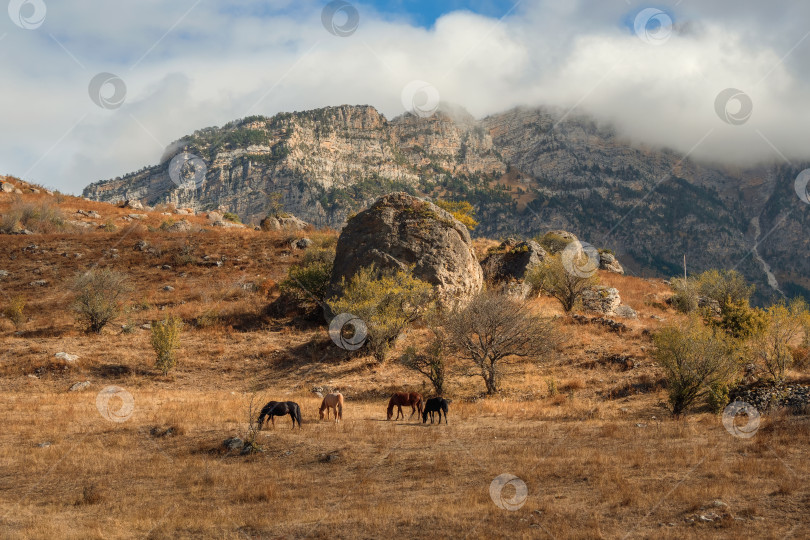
[481,238,547,283]
[330,193,483,306]
[581,286,621,315]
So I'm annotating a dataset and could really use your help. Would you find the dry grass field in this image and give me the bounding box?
[1,183,809,539]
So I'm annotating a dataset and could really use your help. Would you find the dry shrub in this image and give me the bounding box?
[151,316,183,374]
[3,295,26,328]
[0,199,68,234]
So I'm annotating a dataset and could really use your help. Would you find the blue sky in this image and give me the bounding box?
[2,0,810,193]
[367,0,520,27]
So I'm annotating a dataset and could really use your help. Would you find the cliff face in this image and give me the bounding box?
[82,104,810,303]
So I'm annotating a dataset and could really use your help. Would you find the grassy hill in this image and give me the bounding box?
[1,176,809,538]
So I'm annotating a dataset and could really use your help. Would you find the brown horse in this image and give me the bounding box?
[319,393,344,422]
[387,392,424,421]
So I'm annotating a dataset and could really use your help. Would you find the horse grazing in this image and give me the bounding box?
[257,401,302,429]
[422,397,450,424]
[387,392,424,421]
[319,393,344,422]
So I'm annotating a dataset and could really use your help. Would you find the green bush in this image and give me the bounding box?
[328,265,434,363]
[669,277,699,313]
[70,269,130,333]
[652,317,738,415]
[280,247,335,307]
[222,212,241,223]
[151,316,183,375]
[434,199,478,230]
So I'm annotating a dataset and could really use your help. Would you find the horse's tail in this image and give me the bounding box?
[337,394,344,420]
[294,404,302,427]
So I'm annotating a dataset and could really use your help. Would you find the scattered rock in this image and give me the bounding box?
[599,252,625,274]
[0,182,15,193]
[69,381,91,392]
[29,280,48,287]
[223,437,244,452]
[729,384,810,413]
[128,214,147,220]
[174,208,193,216]
[163,286,175,292]
[0,270,8,278]
[330,192,484,307]
[614,304,638,319]
[165,219,193,233]
[141,323,151,330]
[293,238,313,250]
[207,211,223,223]
[161,265,172,271]
[320,451,341,463]
[134,240,151,251]
[77,210,101,219]
[36,442,52,448]
[55,352,79,363]
[581,286,621,315]
[123,200,144,210]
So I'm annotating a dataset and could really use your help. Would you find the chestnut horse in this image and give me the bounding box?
[319,393,344,422]
[387,392,424,421]
[257,401,302,429]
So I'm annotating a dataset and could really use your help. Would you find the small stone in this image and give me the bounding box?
[69,381,91,392]
[29,280,48,287]
[0,270,8,278]
[141,323,151,330]
[163,286,175,292]
[36,442,52,448]
[294,238,314,250]
[55,352,79,363]
[223,437,243,451]
[161,265,172,271]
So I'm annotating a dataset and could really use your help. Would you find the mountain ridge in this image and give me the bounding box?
[82,104,810,304]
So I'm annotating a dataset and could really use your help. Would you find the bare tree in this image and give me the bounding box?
[70,269,130,333]
[526,254,598,312]
[446,292,560,395]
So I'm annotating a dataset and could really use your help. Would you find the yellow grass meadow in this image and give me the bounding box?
[0,190,808,539]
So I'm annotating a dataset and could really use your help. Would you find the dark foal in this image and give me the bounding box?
[257,401,302,429]
[422,397,449,424]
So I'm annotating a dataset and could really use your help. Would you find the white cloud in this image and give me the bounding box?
[2,0,809,193]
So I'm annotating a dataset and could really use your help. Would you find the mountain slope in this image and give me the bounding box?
[82,104,810,303]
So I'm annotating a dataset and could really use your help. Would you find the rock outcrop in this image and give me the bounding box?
[599,252,625,274]
[581,286,621,315]
[329,193,483,306]
[481,238,547,283]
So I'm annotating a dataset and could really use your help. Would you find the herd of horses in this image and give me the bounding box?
[256,392,449,429]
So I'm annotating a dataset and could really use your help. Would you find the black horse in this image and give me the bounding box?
[422,397,449,424]
[257,401,302,429]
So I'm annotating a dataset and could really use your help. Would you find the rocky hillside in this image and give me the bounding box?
[82,105,810,304]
